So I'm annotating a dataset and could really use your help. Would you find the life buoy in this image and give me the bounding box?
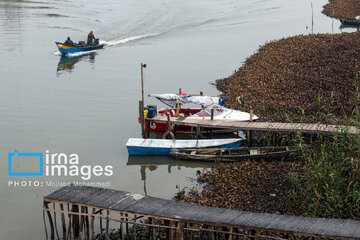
[163,131,175,141]
[150,122,156,129]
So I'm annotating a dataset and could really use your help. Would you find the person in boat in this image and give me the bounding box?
[87,31,96,45]
[64,37,74,46]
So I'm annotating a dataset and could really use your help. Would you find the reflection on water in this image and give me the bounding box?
[56,52,96,75]
[127,155,212,195]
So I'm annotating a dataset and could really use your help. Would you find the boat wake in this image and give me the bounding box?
[100,33,159,47]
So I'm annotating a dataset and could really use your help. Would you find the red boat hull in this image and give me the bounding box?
[141,108,240,134]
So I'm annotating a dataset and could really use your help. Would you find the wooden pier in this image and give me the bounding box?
[146,116,359,134]
[43,185,360,240]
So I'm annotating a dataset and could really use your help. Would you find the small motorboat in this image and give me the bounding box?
[170,146,300,162]
[141,93,258,134]
[126,138,245,156]
[339,18,360,26]
[55,39,105,54]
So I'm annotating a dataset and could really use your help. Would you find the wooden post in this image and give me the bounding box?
[60,204,66,239]
[105,210,109,240]
[169,221,174,240]
[91,208,95,240]
[79,206,85,239]
[52,203,60,240]
[66,204,72,240]
[73,204,79,239]
[211,109,214,120]
[125,214,129,234]
[99,210,103,234]
[85,207,90,240]
[247,107,253,147]
[165,220,170,240]
[175,222,184,240]
[200,91,203,96]
[134,215,137,240]
[120,213,125,240]
[228,227,233,240]
[43,203,49,240]
[152,218,156,239]
[44,202,55,240]
[139,101,145,138]
[211,226,215,240]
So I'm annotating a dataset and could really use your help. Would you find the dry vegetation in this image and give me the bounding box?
[216,33,360,123]
[323,0,360,20]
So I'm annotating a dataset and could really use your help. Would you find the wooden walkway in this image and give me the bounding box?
[148,116,359,134]
[43,185,360,239]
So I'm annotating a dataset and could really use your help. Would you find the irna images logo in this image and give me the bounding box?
[8,150,113,180]
[8,150,43,176]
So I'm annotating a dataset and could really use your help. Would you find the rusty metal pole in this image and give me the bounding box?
[140,63,146,138]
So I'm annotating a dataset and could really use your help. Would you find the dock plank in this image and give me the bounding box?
[44,186,360,239]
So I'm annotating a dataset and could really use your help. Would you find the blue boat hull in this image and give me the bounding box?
[56,42,105,54]
[127,140,244,156]
[340,18,360,26]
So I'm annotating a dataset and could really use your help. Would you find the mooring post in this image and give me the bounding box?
[140,63,146,138]
[139,100,145,138]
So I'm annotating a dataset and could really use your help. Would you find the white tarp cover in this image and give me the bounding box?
[149,93,223,108]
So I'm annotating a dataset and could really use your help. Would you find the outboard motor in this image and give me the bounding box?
[146,105,157,118]
[95,38,99,45]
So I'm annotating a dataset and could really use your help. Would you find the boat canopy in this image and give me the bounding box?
[149,93,226,108]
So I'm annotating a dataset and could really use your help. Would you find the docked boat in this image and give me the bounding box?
[55,40,105,54]
[339,18,360,26]
[170,146,300,161]
[141,93,258,133]
[126,138,245,156]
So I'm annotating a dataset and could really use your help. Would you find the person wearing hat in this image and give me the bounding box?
[64,36,74,46]
[87,31,96,45]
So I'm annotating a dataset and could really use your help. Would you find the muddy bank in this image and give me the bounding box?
[323,0,360,20]
[216,32,360,123]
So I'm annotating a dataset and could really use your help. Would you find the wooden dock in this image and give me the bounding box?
[147,116,359,134]
[43,185,360,239]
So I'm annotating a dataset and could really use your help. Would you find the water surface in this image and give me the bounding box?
[0,0,352,238]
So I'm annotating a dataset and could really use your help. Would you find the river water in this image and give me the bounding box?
[0,0,353,239]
